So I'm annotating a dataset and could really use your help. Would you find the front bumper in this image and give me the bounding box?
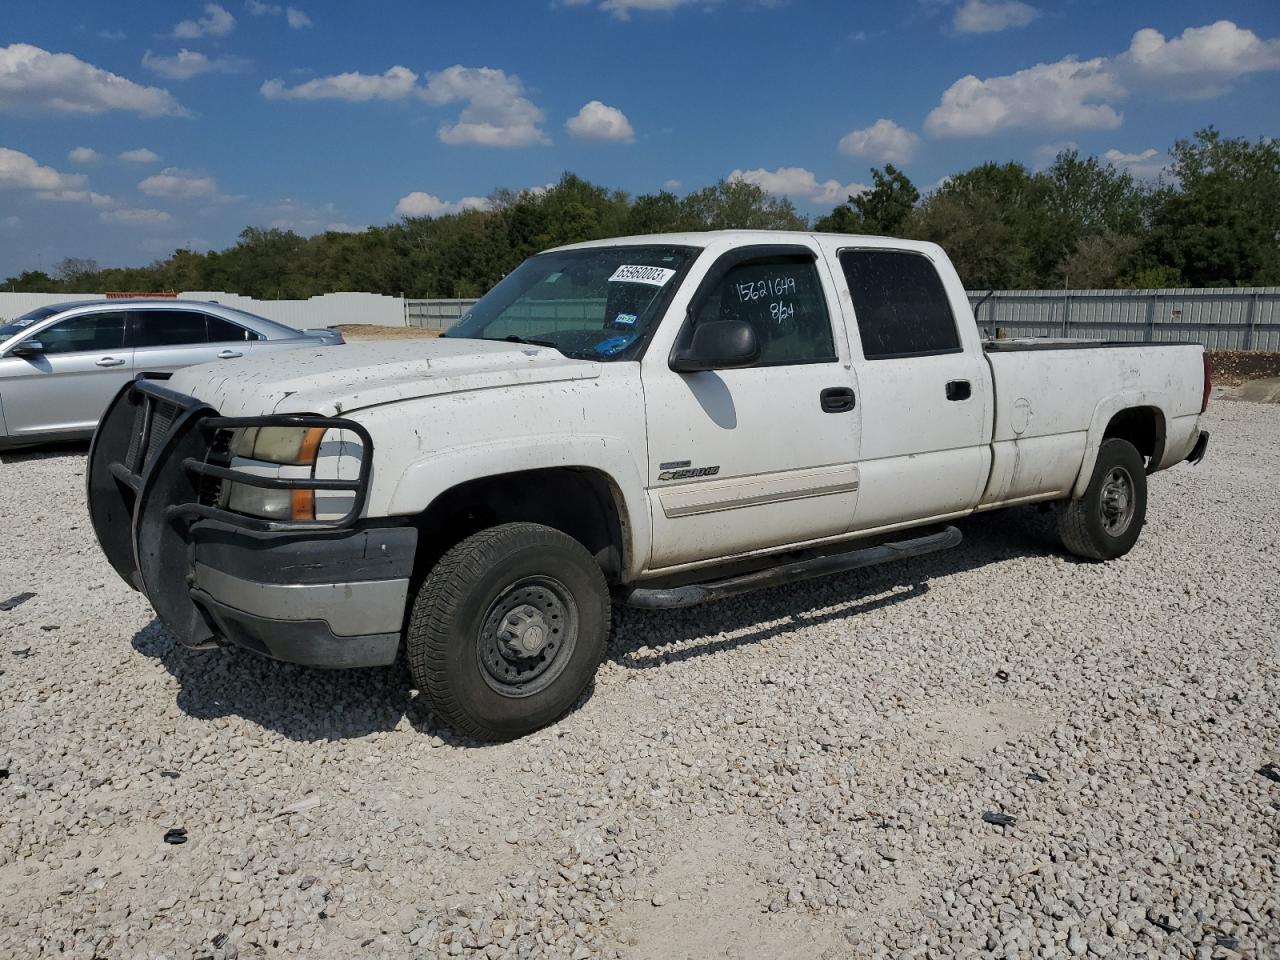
[86,375,414,668]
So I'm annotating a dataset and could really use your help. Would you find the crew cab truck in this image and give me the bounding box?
[87,231,1211,741]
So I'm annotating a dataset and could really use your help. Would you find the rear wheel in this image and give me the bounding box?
[1056,438,1147,561]
[407,522,610,741]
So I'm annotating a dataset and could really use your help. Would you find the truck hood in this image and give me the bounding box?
[165,338,601,417]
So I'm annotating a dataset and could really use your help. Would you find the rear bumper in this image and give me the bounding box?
[86,375,412,669]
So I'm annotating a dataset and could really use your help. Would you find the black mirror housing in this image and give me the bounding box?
[9,339,44,358]
[670,320,759,373]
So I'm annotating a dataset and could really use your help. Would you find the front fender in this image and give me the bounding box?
[386,435,651,578]
[1070,390,1170,499]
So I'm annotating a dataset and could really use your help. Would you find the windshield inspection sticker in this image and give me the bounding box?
[609,264,676,286]
[612,312,638,328]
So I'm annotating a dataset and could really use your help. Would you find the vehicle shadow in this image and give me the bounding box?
[606,505,1064,668]
[0,439,91,464]
[129,505,1063,744]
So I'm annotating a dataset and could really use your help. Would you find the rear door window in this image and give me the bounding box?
[35,312,127,355]
[205,315,260,342]
[840,250,961,360]
[131,310,208,348]
[690,254,837,365]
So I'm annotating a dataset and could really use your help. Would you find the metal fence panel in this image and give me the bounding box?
[966,288,1280,351]
[406,298,478,332]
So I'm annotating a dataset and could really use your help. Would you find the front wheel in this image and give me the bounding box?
[407,522,610,741]
[1056,438,1148,561]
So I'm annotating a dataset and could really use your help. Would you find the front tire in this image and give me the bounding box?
[1056,438,1147,561]
[407,522,610,741]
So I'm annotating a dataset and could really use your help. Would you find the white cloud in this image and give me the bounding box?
[1103,147,1169,180]
[924,20,1280,140]
[394,191,491,218]
[596,0,695,19]
[257,197,357,234]
[36,190,115,206]
[248,2,311,28]
[925,57,1122,137]
[143,49,248,80]
[262,62,548,147]
[119,148,161,164]
[0,146,87,193]
[954,0,1038,33]
[100,207,172,226]
[729,167,866,206]
[173,3,236,39]
[662,178,682,191]
[261,65,419,101]
[139,166,221,200]
[838,118,920,165]
[0,43,187,117]
[1122,21,1280,97]
[68,146,101,164]
[422,66,549,148]
[565,100,635,142]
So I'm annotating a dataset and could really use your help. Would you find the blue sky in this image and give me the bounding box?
[2,0,1279,277]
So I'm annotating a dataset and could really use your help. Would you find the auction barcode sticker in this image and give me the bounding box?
[608,264,677,286]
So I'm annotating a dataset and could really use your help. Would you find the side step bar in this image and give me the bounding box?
[624,525,962,610]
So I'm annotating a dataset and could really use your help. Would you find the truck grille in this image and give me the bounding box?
[124,396,183,475]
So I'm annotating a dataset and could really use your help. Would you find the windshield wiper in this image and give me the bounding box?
[490,334,558,348]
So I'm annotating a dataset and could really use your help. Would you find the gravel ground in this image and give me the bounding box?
[1,400,1277,960]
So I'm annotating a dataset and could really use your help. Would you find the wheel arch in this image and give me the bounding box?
[1071,393,1170,499]
[388,439,648,587]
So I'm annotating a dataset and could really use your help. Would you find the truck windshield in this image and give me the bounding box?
[444,245,697,361]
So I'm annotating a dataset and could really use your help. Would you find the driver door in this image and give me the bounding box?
[641,245,861,569]
[0,310,133,441]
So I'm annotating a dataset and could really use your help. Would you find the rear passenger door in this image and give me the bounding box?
[129,309,262,374]
[829,246,991,533]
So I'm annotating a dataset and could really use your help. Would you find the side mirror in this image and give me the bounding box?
[670,320,759,373]
[9,339,44,358]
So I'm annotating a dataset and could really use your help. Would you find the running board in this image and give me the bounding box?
[624,525,963,610]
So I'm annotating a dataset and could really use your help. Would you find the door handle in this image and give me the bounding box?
[95,357,126,367]
[820,386,856,413]
[946,380,971,401]
[217,350,243,359]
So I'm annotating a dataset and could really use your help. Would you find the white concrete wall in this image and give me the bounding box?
[0,291,406,328]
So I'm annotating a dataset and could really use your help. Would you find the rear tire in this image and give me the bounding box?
[407,522,610,741]
[1056,438,1147,561]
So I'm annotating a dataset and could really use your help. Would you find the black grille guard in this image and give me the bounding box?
[87,374,374,602]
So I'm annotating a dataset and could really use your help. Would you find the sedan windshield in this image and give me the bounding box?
[0,305,61,343]
[444,245,697,361]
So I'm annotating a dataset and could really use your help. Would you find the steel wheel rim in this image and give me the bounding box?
[1099,465,1136,536]
[477,575,578,698]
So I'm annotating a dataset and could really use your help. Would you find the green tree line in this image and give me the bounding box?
[6,128,1277,298]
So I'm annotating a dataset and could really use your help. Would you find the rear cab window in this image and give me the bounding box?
[690,253,837,366]
[840,250,961,360]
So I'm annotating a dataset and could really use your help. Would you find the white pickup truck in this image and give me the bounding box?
[87,231,1211,740]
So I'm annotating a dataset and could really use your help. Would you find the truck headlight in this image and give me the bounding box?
[231,426,327,465]
[224,426,328,521]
